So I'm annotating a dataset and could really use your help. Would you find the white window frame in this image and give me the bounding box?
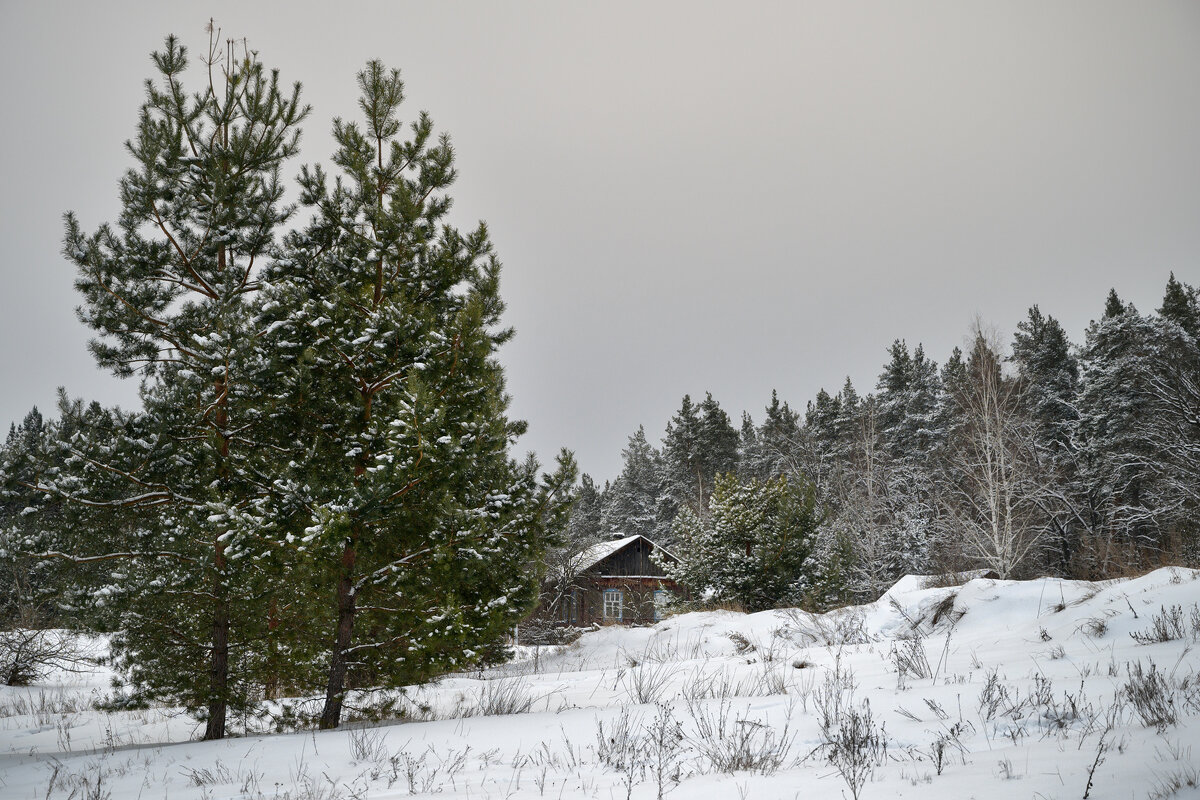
[603,588,623,621]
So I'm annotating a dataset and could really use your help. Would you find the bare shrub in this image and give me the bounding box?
[621,660,679,704]
[1124,661,1179,732]
[382,745,468,795]
[758,661,789,696]
[53,761,114,800]
[928,721,969,776]
[727,632,755,655]
[1147,767,1200,800]
[680,666,761,701]
[823,699,887,800]
[813,661,857,737]
[1082,733,1111,800]
[466,677,536,717]
[0,686,92,720]
[297,776,344,800]
[1147,742,1200,800]
[183,760,236,786]
[644,702,686,799]
[0,627,92,686]
[1130,605,1193,645]
[977,667,1012,722]
[930,592,963,626]
[595,707,643,771]
[781,607,872,648]
[1079,616,1110,639]
[890,637,932,684]
[684,695,797,775]
[347,725,389,764]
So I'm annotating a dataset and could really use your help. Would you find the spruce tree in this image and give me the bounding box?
[1145,275,1200,557]
[1159,272,1200,337]
[664,473,819,612]
[802,387,844,494]
[736,412,758,480]
[1011,306,1078,448]
[875,341,941,462]
[566,474,605,547]
[698,393,740,482]
[0,408,52,626]
[1103,288,1126,319]
[1077,298,1161,561]
[659,395,701,522]
[836,378,862,448]
[934,347,967,446]
[660,393,738,519]
[1010,305,1083,572]
[740,390,801,481]
[600,426,662,540]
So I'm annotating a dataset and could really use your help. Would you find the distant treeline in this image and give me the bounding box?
[565,275,1200,608]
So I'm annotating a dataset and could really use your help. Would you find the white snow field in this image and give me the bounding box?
[3,567,1200,799]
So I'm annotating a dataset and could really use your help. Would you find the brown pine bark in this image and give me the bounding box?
[319,538,358,729]
[203,538,230,740]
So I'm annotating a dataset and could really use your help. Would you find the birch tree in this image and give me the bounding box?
[941,330,1043,578]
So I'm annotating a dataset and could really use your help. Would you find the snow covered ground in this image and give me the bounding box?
[3,567,1200,799]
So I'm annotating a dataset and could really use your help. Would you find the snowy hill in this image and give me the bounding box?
[3,567,1200,799]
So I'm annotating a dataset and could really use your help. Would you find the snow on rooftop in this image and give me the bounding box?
[575,533,642,571]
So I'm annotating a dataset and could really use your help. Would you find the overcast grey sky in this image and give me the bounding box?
[2,1,1198,481]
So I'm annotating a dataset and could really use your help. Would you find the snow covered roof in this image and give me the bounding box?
[574,534,678,572]
[575,535,640,571]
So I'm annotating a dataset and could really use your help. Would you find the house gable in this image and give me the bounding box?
[584,535,675,579]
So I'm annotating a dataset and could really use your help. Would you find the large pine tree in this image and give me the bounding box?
[257,61,573,729]
[57,31,308,739]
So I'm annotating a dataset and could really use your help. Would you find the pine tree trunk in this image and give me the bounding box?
[203,540,230,740]
[204,375,232,741]
[319,540,357,730]
[264,598,280,701]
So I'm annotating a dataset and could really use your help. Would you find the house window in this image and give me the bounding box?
[603,589,623,621]
[560,591,578,624]
[653,590,669,621]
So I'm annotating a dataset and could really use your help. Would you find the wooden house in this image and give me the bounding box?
[550,534,682,627]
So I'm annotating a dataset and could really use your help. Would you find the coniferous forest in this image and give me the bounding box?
[0,28,1198,775]
[557,277,1200,614]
